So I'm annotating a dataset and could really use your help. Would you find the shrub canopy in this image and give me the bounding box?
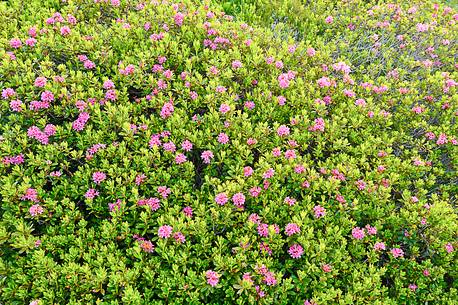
[0,0,457,304]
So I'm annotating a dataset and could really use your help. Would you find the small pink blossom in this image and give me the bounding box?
[285,223,300,236]
[158,225,173,238]
[313,205,326,218]
[445,242,454,253]
[84,188,99,199]
[232,192,245,208]
[206,270,220,287]
[92,171,106,184]
[352,227,365,240]
[215,193,228,205]
[391,247,404,258]
[374,242,386,251]
[29,204,44,217]
[288,243,304,259]
[201,150,214,164]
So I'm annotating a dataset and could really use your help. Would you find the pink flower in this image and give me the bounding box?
[391,247,404,258]
[60,26,71,36]
[219,103,231,114]
[263,168,275,179]
[181,140,193,151]
[257,223,269,237]
[322,264,332,273]
[248,213,261,224]
[103,80,115,89]
[2,88,16,99]
[288,243,304,259]
[201,150,214,164]
[284,149,296,160]
[157,186,171,199]
[84,188,99,199]
[272,147,282,157]
[92,172,106,184]
[183,206,193,217]
[232,60,243,69]
[9,100,23,112]
[34,77,47,87]
[277,96,286,105]
[206,270,220,287]
[365,225,377,235]
[325,16,334,24]
[247,138,257,145]
[249,186,262,197]
[29,204,44,217]
[307,47,316,57]
[355,179,367,190]
[217,132,229,144]
[352,227,365,240]
[243,166,253,177]
[41,90,54,102]
[309,118,325,132]
[215,193,228,205]
[140,240,155,253]
[436,133,447,145]
[374,242,386,251]
[232,192,245,208]
[105,90,117,101]
[278,73,290,88]
[84,60,96,69]
[163,141,176,152]
[10,38,22,48]
[263,271,277,286]
[445,242,454,253]
[408,284,417,292]
[175,153,187,164]
[160,101,174,119]
[158,225,173,238]
[313,205,326,218]
[21,188,39,202]
[317,76,331,88]
[173,232,186,243]
[285,223,300,236]
[174,12,184,26]
[284,197,296,206]
[277,125,290,137]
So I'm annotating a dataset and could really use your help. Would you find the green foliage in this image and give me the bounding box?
[0,0,457,304]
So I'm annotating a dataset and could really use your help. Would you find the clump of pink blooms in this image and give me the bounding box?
[288,243,304,258]
[29,204,44,217]
[158,225,173,238]
[206,270,220,287]
[92,171,106,184]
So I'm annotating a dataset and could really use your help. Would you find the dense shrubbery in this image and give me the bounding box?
[0,0,457,304]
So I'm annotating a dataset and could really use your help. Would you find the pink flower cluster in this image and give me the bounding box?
[137,197,160,211]
[158,225,173,238]
[21,188,39,202]
[27,125,56,144]
[206,270,220,287]
[72,112,90,131]
[2,154,24,165]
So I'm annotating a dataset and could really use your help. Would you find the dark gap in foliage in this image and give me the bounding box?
[444,273,454,292]
[127,86,144,102]
[192,107,208,117]
[251,148,260,166]
[189,149,204,189]
[381,275,394,289]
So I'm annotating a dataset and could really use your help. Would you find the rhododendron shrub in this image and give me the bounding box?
[0,0,457,304]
